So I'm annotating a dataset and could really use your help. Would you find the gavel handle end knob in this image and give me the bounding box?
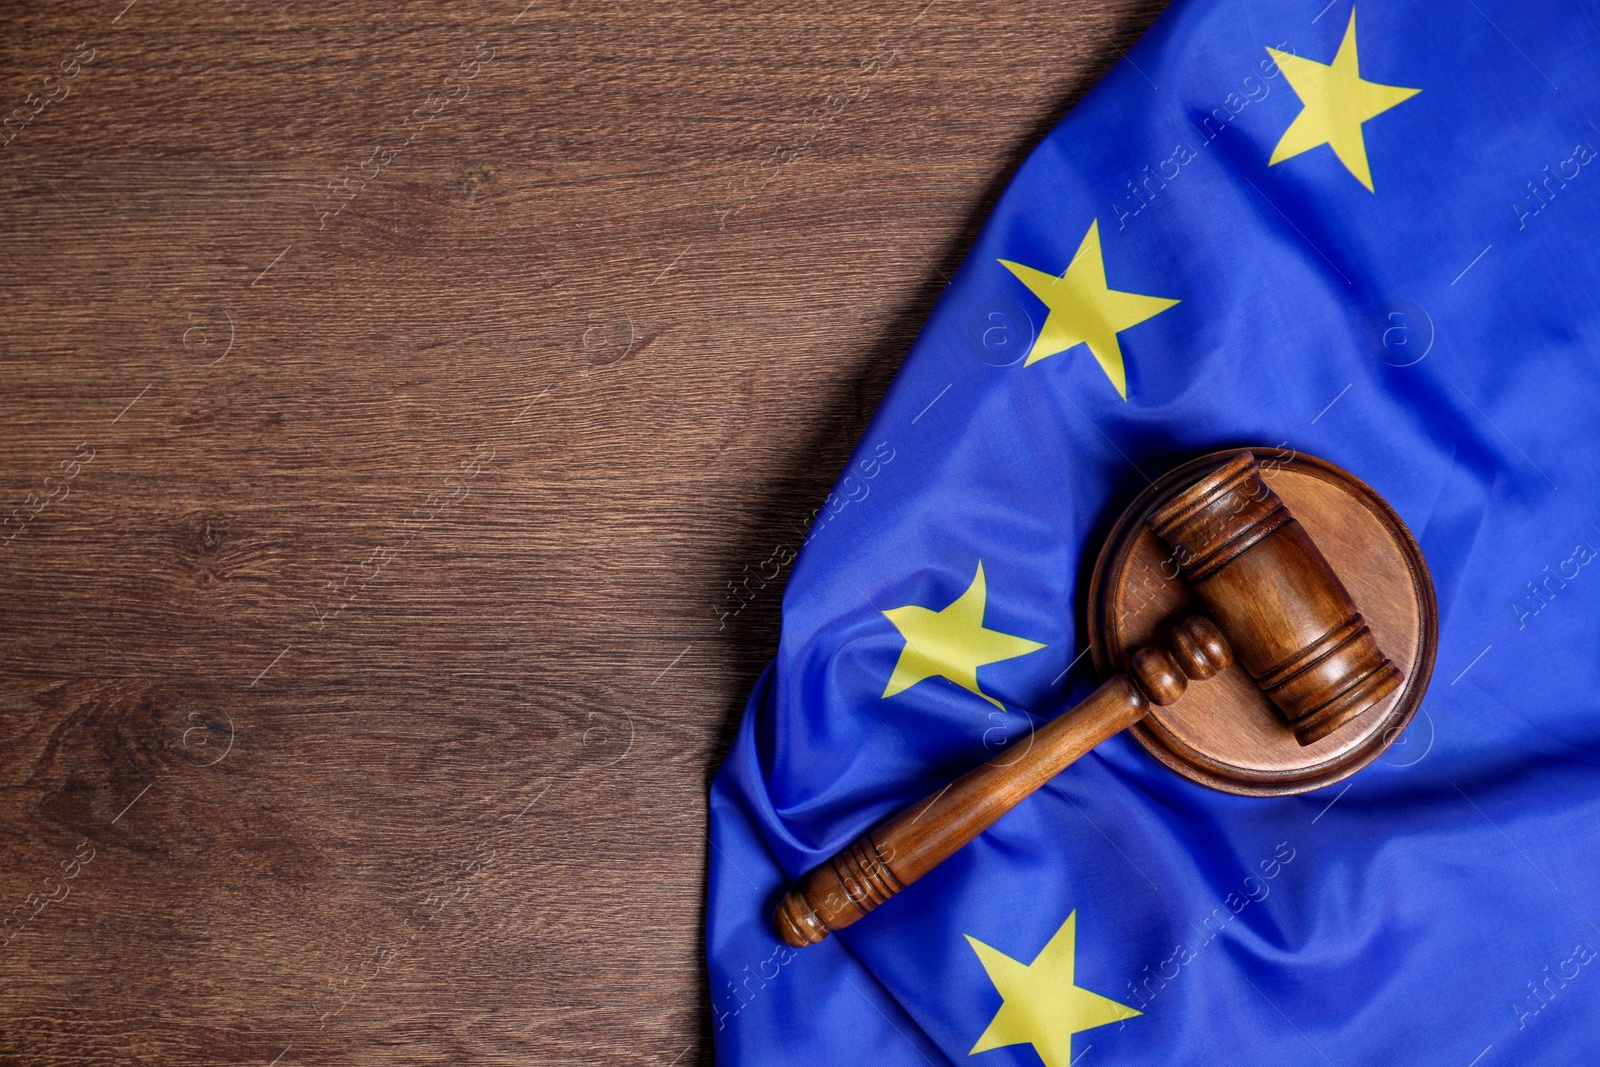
[774,888,830,948]
[773,832,903,948]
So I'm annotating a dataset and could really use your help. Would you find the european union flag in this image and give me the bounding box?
[708,1,1600,1062]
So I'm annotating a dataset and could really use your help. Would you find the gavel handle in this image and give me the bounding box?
[773,615,1231,948]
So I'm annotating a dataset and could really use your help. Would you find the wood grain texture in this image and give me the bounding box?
[0,1,1168,1062]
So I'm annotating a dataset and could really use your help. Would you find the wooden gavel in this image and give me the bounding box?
[774,451,1406,948]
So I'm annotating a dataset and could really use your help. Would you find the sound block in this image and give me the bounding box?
[1087,448,1438,796]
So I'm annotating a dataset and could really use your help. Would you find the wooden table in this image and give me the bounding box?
[0,1,1165,1061]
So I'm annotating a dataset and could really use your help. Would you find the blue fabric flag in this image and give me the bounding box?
[707,0,1600,1063]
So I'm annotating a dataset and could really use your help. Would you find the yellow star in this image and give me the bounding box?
[1267,8,1420,192]
[968,911,1141,1067]
[998,220,1179,400]
[882,561,1045,711]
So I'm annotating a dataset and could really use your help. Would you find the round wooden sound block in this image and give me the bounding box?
[1088,448,1438,796]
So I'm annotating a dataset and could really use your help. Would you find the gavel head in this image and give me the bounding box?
[1147,451,1404,746]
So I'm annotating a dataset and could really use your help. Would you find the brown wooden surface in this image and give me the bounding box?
[0,2,1169,1063]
